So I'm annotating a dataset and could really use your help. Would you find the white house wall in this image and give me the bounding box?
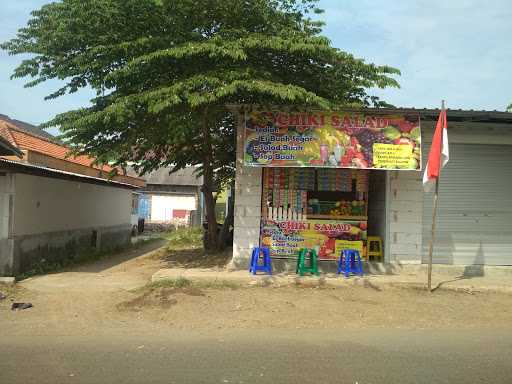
[2,173,133,276]
[149,194,196,222]
[14,173,131,235]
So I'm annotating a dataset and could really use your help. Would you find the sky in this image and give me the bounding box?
[0,0,511,133]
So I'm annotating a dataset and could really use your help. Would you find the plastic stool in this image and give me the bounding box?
[296,248,319,276]
[367,236,383,261]
[249,247,272,275]
[337,249,363,278]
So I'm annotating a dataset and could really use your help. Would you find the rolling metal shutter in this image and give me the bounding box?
[422,144,512,265]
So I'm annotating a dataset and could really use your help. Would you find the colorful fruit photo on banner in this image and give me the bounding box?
[244,111,421,170]
[261,219,368,259]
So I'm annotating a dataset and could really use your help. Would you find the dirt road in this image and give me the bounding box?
[2,243,512,383]
[2,241,512,335]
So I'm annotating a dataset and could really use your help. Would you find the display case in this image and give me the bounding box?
[260,168,368,259]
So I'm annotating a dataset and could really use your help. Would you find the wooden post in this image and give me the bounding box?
[427,178,440,292]
[426,100,445,292]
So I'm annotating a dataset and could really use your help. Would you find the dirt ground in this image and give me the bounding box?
[1,241,512,336]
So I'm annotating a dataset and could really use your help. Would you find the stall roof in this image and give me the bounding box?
[0,158,139,190]
[229,105,512,124]
[373,108,512,124]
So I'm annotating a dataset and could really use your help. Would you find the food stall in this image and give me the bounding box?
[243,110,421,261]
[261,168,368,259]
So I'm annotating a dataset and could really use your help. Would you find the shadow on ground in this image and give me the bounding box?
[72,239,167,273]
[161,247,231,269]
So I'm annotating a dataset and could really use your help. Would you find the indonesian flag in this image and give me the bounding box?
[423,108,449,189]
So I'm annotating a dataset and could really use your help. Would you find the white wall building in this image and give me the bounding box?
[0,160,139,276]
[138,167,202,226]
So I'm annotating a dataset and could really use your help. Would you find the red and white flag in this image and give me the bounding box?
[423,108,449,189]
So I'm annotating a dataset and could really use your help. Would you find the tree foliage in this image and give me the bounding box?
[2,0,400,250]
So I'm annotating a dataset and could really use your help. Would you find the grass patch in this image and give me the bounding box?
[165,227,203,248]
[145,277,241,292]
[147,276,192,290]
[194,280,241,290]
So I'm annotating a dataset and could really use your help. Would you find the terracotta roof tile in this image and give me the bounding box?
[0,121,17,147]
[0,117,114,173]
[9,128,114,172]
[0,114,56,141]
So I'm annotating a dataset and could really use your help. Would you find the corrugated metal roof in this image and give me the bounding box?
[229,105,512,123]
[0,158,139,190]
[377,108,512,123]
[142,166,203,186]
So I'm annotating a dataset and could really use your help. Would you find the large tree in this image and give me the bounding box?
[2,0,400,251]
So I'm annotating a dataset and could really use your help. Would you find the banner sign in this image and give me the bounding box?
[335,240,364,257]
[244,111,421,170]
[261,219,367,259]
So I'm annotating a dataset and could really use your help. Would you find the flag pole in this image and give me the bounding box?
[427,100,445,292]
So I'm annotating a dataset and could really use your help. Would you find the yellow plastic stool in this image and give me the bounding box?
[367,236,383,261]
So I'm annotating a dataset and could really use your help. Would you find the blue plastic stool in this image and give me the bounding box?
[249,247,272,275]
[337,249,363,278]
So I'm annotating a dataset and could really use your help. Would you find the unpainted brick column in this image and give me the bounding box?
[387,171,423,264]
[231,113,262,269]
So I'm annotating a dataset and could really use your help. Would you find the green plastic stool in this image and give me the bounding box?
[296,248,319,276]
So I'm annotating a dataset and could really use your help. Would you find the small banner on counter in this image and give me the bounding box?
[261,219,367,259]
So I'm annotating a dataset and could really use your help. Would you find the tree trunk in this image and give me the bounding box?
[200,108,219,253]
[218,182,235,250]
[202,181,219,252]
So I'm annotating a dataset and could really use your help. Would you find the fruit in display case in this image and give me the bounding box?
[351,200,366,216]
[329,201,366,217]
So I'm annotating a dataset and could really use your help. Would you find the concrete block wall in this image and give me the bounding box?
[0,172,15,276]
[387,171,423,264]
[231,118,262,269]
